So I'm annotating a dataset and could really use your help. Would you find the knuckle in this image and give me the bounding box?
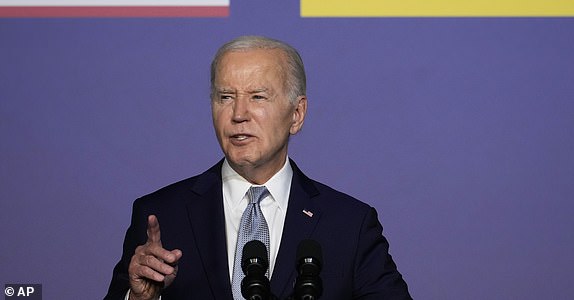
[144,254,157,266]
[135,244,147,254]
[128,263,142,277]
[129,254,140,268]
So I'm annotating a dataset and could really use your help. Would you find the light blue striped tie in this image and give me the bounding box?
[231,186,270,300]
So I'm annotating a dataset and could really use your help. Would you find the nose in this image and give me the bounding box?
[232,95,250,123]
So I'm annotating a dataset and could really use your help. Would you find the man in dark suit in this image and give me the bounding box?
[105,36,411,300]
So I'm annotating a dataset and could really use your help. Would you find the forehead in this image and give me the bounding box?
[216,49,287,80]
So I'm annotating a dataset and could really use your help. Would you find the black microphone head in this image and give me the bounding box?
[294,239,323,299]
[241,240,272,300]
[242,240,269,274]
[296,239,323,274]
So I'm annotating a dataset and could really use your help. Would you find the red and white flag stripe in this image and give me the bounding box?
[0,0,229,17]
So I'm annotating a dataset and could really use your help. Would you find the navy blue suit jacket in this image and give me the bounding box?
[105,160,411,299]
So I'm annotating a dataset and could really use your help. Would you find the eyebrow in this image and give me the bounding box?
[216,87,270,94]
[248,88,269,94]
[216,88,235,94]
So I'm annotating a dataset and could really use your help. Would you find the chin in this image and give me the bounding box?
[226,153,257,168]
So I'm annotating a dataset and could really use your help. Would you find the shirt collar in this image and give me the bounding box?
[222,157,293,210]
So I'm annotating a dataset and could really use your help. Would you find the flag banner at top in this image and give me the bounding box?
[0,0,229,17]
[301,0,574,17]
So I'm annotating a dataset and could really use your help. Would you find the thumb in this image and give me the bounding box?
[164,265,178,288]
[163,249,182,288]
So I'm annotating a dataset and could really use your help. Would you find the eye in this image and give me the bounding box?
[219,94,233,102]
[252,95,267,101]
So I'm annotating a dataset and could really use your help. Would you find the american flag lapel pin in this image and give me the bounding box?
[302,209,314,218]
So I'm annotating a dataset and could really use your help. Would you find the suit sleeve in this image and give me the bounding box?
[104,200,148,300]
[353,207,412,300]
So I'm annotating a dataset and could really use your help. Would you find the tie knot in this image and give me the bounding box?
[248,186,269,204]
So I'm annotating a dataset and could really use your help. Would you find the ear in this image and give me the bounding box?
[290,95,307,135]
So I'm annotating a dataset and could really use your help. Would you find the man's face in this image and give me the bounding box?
[211,49,306,183]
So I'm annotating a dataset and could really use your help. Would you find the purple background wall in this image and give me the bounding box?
[1,2,573,299]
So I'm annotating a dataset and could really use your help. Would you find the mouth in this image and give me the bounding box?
[229,133,254,144]
[232,135,249,141]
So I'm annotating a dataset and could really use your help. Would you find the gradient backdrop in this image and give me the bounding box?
[1,1,573,299]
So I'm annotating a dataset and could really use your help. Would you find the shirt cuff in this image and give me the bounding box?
[125,289,162,300]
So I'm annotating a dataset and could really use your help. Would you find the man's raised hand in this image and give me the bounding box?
[128,215,182,300]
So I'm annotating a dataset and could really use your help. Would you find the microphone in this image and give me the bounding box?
[241,240,271,300]
[293,239,323,300]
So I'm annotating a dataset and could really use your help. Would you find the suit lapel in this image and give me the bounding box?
[271,160,322,299]
[185,161,233,300]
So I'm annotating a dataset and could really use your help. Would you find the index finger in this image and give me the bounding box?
[146,214,162,245]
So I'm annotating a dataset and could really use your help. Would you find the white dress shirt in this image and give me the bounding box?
[222,157,292,280]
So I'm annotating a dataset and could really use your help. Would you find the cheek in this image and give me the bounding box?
[265,115,295,142]
[212,107,228,127]
[212,116,222,133]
